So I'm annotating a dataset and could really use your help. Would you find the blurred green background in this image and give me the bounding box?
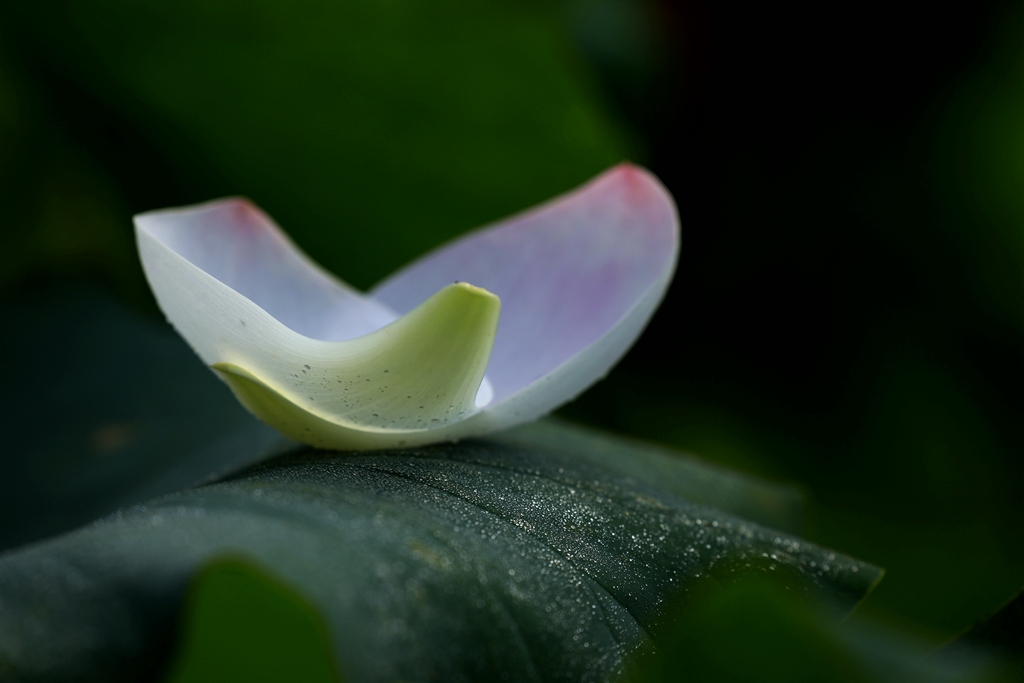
[2,0,1024,646]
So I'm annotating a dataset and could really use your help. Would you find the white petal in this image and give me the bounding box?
[137,205,501,450]
[136,198,397,342]
[135,164,678,450]
[372,163,679,430]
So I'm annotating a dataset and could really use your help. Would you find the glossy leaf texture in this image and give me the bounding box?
[0,289,879,682]
[0,430,879,682]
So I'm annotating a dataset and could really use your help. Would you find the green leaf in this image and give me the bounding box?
[0,288,291,553]
[493,418,805,534]
[630,577,1007,683]
[0,438,879,680]
[960,588,1024,654]
[164,558,342,683]
[0,289,872,680]
[949,587,1024,678]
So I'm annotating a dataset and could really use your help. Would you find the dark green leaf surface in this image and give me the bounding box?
[494,419,805,535]
[0,288,291,553]
[0,435,878,682]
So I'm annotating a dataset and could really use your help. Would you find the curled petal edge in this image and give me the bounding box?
[211,283,500,450]
[136,163,679,451]
[137,208,501,448]
[373,163,680,434]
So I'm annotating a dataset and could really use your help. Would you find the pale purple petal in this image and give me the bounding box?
[136,198,397,341]
[372,164,679,411]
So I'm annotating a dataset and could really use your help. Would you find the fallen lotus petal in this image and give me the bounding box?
[135,163,679,450]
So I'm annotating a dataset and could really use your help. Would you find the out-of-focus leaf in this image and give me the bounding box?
[0,43,138,297]
[630,577,1006,683]
[0,288,291,553]
[1,0,632,291]
[949,587,1024,677]
[0,437,878,681]
[164,559,342,683]
[931,3,1024,336]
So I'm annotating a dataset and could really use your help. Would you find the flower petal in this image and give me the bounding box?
[137,201,501,449]
[210,284,500,450]
[136,198,397,342]
[372,163,679,428]
[136,164,677,449]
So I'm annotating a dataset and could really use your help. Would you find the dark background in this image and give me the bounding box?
[2,0,1023,642]
[567,0,1024,638]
